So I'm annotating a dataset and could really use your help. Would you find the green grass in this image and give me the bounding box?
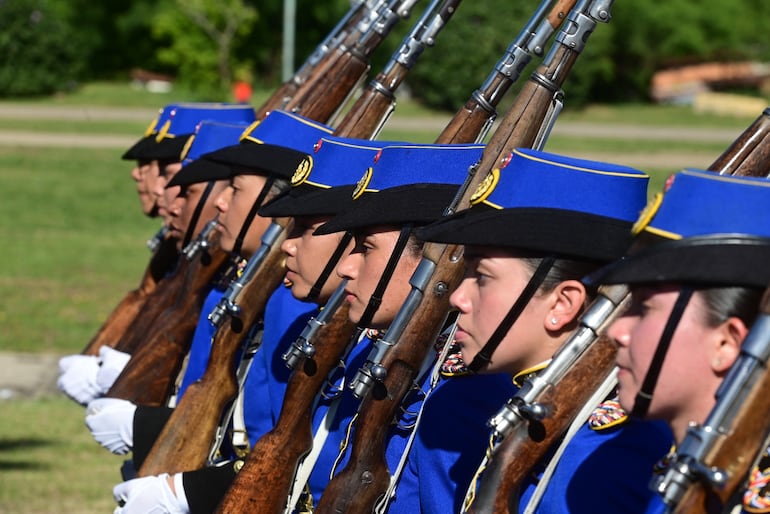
[0,396,126,514]
[0,146,158,353]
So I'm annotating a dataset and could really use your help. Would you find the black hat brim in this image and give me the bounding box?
[314,184,458,235]
[203,142,309,180]
[589,235,770,289]
[259,185,356,218]
[122,135,155,161]
[416,207,634,262]
[166,159,231,188]
[138,136,192,162]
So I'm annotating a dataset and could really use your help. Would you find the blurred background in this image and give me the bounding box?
[1,0,769,512]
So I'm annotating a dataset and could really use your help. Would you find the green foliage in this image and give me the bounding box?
[0,0,87,96]
[151,0,258,98]
[403,2,535,111]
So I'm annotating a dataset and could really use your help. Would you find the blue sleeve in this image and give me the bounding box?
[177,287,224,399]
[242,286,317,445]
[388,373,518,514]
[523,418,673,514]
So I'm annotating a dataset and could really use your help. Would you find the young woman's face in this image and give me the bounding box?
[153,161,182,225]
[213,174,271,256]
[336,226,422,329]
[449,248,559,374]
[607,285,722,438]
[131,160,158,217]
[281,216,352,304]
[167,180,228,250]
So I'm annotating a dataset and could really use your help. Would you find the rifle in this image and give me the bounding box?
[137,217,291,476]
[463,107,770,513]
[106,220,229,405]
[313,1,592,512]
[654,286,770,514]
[81,227,179,356]
[281,0,420,125]
[213,1,468,511]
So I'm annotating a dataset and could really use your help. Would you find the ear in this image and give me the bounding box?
[711,316,747,374]
[544,280,587,332]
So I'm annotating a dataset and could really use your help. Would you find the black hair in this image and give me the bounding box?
[520,254,602,297]
[696,286,763,328]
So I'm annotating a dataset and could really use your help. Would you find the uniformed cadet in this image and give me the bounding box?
[388,148,674,513]
[57,103,257,407]
[596,170,770,513]
[110,141,485,513]
[84,110,333,464]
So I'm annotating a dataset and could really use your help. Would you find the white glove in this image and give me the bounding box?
[96,346,132,394]
[85,398,137,455]
[113,473,190,514]
[57,354,101,405]
[59,353,91,373]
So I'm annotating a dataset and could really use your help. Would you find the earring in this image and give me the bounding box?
[550,318,558,325]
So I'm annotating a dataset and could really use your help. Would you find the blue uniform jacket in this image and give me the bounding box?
[388,372,674,514]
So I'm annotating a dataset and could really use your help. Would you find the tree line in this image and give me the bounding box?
[2,0,769,109]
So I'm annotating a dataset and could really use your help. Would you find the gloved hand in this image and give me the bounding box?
[57,354,101,405]
[96,346,132,394]
[113,473,189,514]
[85,398,137,455]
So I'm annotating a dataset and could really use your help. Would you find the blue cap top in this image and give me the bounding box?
[240,110,334,154]
[352,143,484,198]
[156,103,258,142]
[181,120,252,168]
[634,169,770,240]
[472,148,649,222]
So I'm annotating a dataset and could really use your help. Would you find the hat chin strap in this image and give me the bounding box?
[182,180,215,249]
[304,231,353,303]
[357,225,413,329]
[468,256,556,373]
[232,176,275,257]
[630,287,693,418]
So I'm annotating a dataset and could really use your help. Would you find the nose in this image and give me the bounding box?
[168,194,184,218]
[130,165,141,181]
[606,315,632,349]
[449,278,472,314]
[280,236,297,257]
[215,186,233,215]
[336,251,359,281]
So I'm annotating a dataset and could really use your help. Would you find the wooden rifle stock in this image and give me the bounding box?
[81,233,179,356]
[215,303,357,513]
[137,220,290,476]
[107,236,229,406]
[467,108,770,512]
